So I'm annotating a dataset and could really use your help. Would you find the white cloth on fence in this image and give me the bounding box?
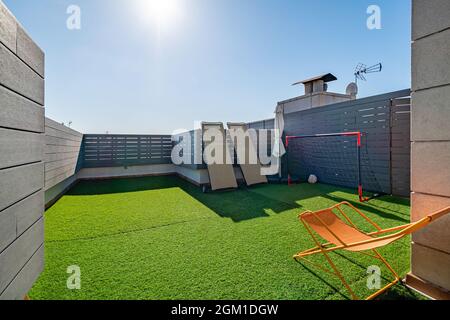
[274,103,286,177]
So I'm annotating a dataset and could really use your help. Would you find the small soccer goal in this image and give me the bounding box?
[285,132,377,202]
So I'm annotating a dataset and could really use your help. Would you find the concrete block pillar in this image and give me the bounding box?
[408,0,450,299]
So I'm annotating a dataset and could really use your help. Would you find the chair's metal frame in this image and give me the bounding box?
[294,201,450,300]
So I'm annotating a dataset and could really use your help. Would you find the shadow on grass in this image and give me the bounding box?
[67,175,306,222]
[368,196,411,216]
[333,251,369,271]
[184,188,299,222]
[296,254,420,301]
[372,195,411,207]
[322,194,410,224]
[333,251,401,285]
[377,284,426,300]
[68,175,182,195]
[294,260,350,300]
[65,176,409,223]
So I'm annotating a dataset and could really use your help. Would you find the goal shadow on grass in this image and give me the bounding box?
[321,194,410,224]
[65,176,409,224]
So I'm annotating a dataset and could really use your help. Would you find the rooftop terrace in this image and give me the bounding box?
[30,176,423,300]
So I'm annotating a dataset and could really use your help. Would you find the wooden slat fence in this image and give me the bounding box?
[282,89,411,196]
[82,134,173,168]
[44,118,83,190]
[390,97,411,197]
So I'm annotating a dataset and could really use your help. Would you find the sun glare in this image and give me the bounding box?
[138,0,181,31]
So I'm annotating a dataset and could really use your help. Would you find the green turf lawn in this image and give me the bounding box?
[30,176,424,300]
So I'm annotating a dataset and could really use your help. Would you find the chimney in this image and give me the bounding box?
[292,73,337,95]
[280,73,358,114]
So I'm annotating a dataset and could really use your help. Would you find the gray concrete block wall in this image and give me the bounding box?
[412,0,450,41]
[0,128,43,169]
[0,1,16,52]
[0,1,45,300]
[0,85,44,133]
[0,36,44,105]
[410,0,450,294]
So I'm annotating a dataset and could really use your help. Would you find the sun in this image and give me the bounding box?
[137,0,181,30]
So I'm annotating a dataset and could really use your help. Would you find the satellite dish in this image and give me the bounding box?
[346,82,358,97]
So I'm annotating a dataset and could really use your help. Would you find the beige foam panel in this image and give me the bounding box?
[202,123,238,191]
[227,123,268,186]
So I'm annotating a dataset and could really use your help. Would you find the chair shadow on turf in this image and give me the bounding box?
[294,253,402,300]
[295,247,419,300]
[294,260,350,300]
[331,252,424,300]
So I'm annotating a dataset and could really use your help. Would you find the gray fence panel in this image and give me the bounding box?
[391,98,411,197]
[283,89,411,195]
[248,118,275,130]
[44,118,83,191]
[172,130,205,170]
[284,100,392,194]
[82,134,173,168]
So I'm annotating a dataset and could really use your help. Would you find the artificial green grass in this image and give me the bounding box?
[30,176,424,300]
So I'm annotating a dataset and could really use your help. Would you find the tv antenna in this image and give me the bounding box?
[354,63,382,84]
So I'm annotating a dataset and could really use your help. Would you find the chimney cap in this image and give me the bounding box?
[292,73,337,86]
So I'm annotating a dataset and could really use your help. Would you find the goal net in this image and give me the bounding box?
[286,132,373,202]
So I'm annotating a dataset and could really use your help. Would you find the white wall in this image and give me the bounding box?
[280,92,354,114]
[77,164,176,180]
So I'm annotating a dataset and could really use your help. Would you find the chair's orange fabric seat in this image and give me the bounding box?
[302,209,404,252]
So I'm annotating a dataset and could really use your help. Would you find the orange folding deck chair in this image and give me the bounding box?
[294,201,450,300]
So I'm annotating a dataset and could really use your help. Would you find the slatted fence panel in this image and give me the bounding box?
[283,89,411,195]
[172,130,205,170]
[391,98,411,197]
[247,118,275,130]
[44,118,83,190]
[82,134,173,168]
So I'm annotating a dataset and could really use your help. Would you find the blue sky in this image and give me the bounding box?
[4,0,411,134]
